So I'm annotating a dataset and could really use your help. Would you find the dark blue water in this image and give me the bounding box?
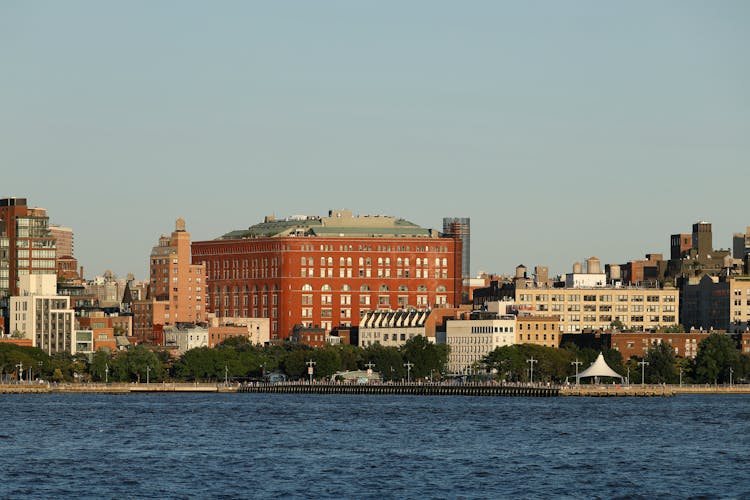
[0,394,748,498]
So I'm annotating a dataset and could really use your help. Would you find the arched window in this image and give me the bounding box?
[378,257,383,266]
[359,257,364,266]
[435,258,440,267]
[322,284,332,292]
[397,257,403,266]
[307,257,314,266]
[224,286,230,293]
[346,257,352,266]
[416,258,421,266]
[398,285,408,292]
[327,257,333,266]
[442,258,448,267]
[380,284,390,292]
[385,257,390,266]
[302,284,313,291]
[418,285,427,292]
[360,284,371,292]
[263,285,269,292]
[366,257,372,266]
[339,257,345,267]
[233,286,239,293]
[341,284,351,291]
[301,257,306,265]
[437,285,447,292]
[320,257,326,266]
[404,258,410,266]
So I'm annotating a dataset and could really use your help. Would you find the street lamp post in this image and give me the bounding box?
[638,360,649,386]
[306,359,316,384]
[146,365,151,384]
[729,367,734,387]
[404,362,414,383]
[225,365,229,386]
[527,357,537,384]
[571,359,583,385]
[38,361,42,383]
[679,367,683,387]
[627,366,630,386]
[105,363,109,384]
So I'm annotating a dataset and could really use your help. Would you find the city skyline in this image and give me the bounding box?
[2,1,748,279]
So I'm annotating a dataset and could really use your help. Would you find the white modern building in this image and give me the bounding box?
[9,275,75,355]
[164,324,209,355]
[444,312,516,375]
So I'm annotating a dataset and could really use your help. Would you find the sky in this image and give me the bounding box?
[1,1,748,281]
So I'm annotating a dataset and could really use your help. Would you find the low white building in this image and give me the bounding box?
[359,309,431,347]
[444,312,516,375]
[565,273,607,288]
[9,275,75,355]
[164,324,209,355]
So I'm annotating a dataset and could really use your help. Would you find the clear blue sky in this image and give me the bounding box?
[2,1,748,280]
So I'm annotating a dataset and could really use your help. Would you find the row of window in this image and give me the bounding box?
[519,294,677,302]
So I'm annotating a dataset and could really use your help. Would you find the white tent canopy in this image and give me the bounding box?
[575,352,623,383]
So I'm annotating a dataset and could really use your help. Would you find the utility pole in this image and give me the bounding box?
[306,359,316,384]
[404,362,414,383]
[527,357,537,384]
[571,359,583,385]
[638,360,649,386]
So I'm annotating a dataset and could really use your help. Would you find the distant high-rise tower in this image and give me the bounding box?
[443,217,470,279]
[692,221,713,256]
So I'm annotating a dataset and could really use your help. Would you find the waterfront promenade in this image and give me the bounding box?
[2,382,750,396]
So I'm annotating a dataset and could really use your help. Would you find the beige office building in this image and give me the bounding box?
[515,287,679,332]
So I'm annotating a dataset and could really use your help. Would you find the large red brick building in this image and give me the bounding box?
[192,210,462,341]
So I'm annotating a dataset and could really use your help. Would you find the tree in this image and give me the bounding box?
[400,335,448,379]
[90,350,111,382]
[112,345,162,382]
[694,333,740,384]
[610,320,625,331]
[644,342,678,384]
[363,344,404,381]
[484,344,574,383]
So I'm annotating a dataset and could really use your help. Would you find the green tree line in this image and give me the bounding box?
[1,335,448,383]
[3,333,747,385]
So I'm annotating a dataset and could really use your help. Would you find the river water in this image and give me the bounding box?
[0,393,748,498]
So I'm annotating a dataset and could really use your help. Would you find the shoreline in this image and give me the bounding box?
[2,382,749,397]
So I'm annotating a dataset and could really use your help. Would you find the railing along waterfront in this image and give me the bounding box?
[239,382,558,397]
[3,382,749,396]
